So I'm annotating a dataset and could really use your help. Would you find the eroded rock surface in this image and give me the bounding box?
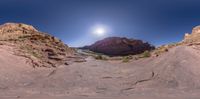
[184,25,200,43]
[0,23,75,67]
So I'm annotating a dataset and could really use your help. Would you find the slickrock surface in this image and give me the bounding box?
[1,44,200,99]
[1,23,200,99]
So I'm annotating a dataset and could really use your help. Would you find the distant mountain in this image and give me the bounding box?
[81,37,155,56]
[0,23,75,67]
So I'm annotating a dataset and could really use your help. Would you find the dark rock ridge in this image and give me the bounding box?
[82,37,155,56]
[0,23,75,67]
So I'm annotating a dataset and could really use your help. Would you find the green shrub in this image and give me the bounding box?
[122,55,133,62]
[94,55,107,60]
[141,51,151,58]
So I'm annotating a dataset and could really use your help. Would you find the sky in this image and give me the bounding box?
[0,0,200,47]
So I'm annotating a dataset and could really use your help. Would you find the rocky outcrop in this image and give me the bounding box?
[82,37,155,56]
[0,23,75,68]
[184,25,200,43]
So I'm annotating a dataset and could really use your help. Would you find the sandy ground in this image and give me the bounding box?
[1,44,200,99]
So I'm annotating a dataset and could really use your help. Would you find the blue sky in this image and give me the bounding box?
[0,0,200,47]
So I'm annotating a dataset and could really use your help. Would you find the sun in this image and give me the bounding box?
[93,27,106,36]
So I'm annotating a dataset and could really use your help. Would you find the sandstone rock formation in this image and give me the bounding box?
[0,23,74,67]
[82,37,155,56]
[184,25,200,43]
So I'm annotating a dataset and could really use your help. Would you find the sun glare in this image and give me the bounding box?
[94,27,105,36]
[92,25,107,37]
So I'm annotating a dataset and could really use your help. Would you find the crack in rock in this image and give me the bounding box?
[121,71,156,93]
[47,69,57,77]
